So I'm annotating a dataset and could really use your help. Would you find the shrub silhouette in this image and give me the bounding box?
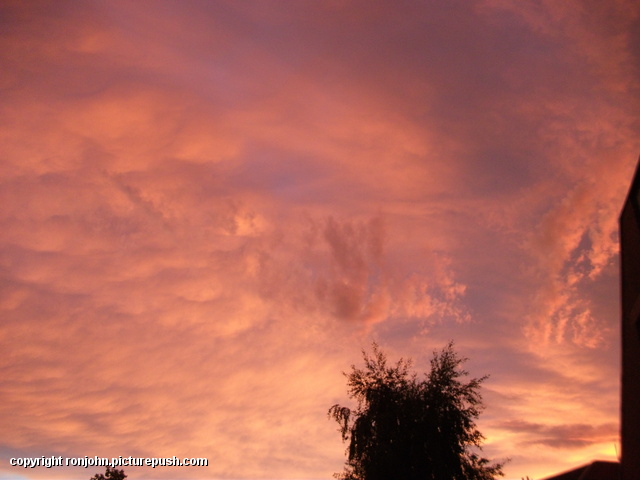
[90,466,127,480]
[329,342,505,480]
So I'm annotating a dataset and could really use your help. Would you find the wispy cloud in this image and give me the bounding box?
[498,420,618,449]
[1,1,639,479]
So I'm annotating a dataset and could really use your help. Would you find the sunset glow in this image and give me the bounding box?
[1,1,640,479]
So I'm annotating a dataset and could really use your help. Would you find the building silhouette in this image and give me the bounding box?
[542,157,640,480]
[619,157,640,480]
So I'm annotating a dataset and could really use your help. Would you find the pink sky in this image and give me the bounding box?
[1,1,639,479]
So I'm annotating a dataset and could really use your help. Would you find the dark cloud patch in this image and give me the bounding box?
[497,420,618,449]
[1,1,638,479]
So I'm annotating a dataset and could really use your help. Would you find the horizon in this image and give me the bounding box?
[1,1,640,479]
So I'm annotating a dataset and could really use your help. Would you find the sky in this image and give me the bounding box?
[1,1,640,479]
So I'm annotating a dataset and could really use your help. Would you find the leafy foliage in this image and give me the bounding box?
[90,467,127,480]
[329,342,505,480]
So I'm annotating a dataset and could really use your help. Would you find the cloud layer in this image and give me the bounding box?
[1,1,639,479]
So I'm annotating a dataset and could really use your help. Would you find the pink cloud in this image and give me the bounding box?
[1,1,639,479]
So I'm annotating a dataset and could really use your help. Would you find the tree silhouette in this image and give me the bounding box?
[90,466,127,480]
[329,342,505,480]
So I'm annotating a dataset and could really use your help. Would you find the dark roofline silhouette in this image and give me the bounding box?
[541,460,619,480]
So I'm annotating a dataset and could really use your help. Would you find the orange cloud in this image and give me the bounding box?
[1,1,639,479]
